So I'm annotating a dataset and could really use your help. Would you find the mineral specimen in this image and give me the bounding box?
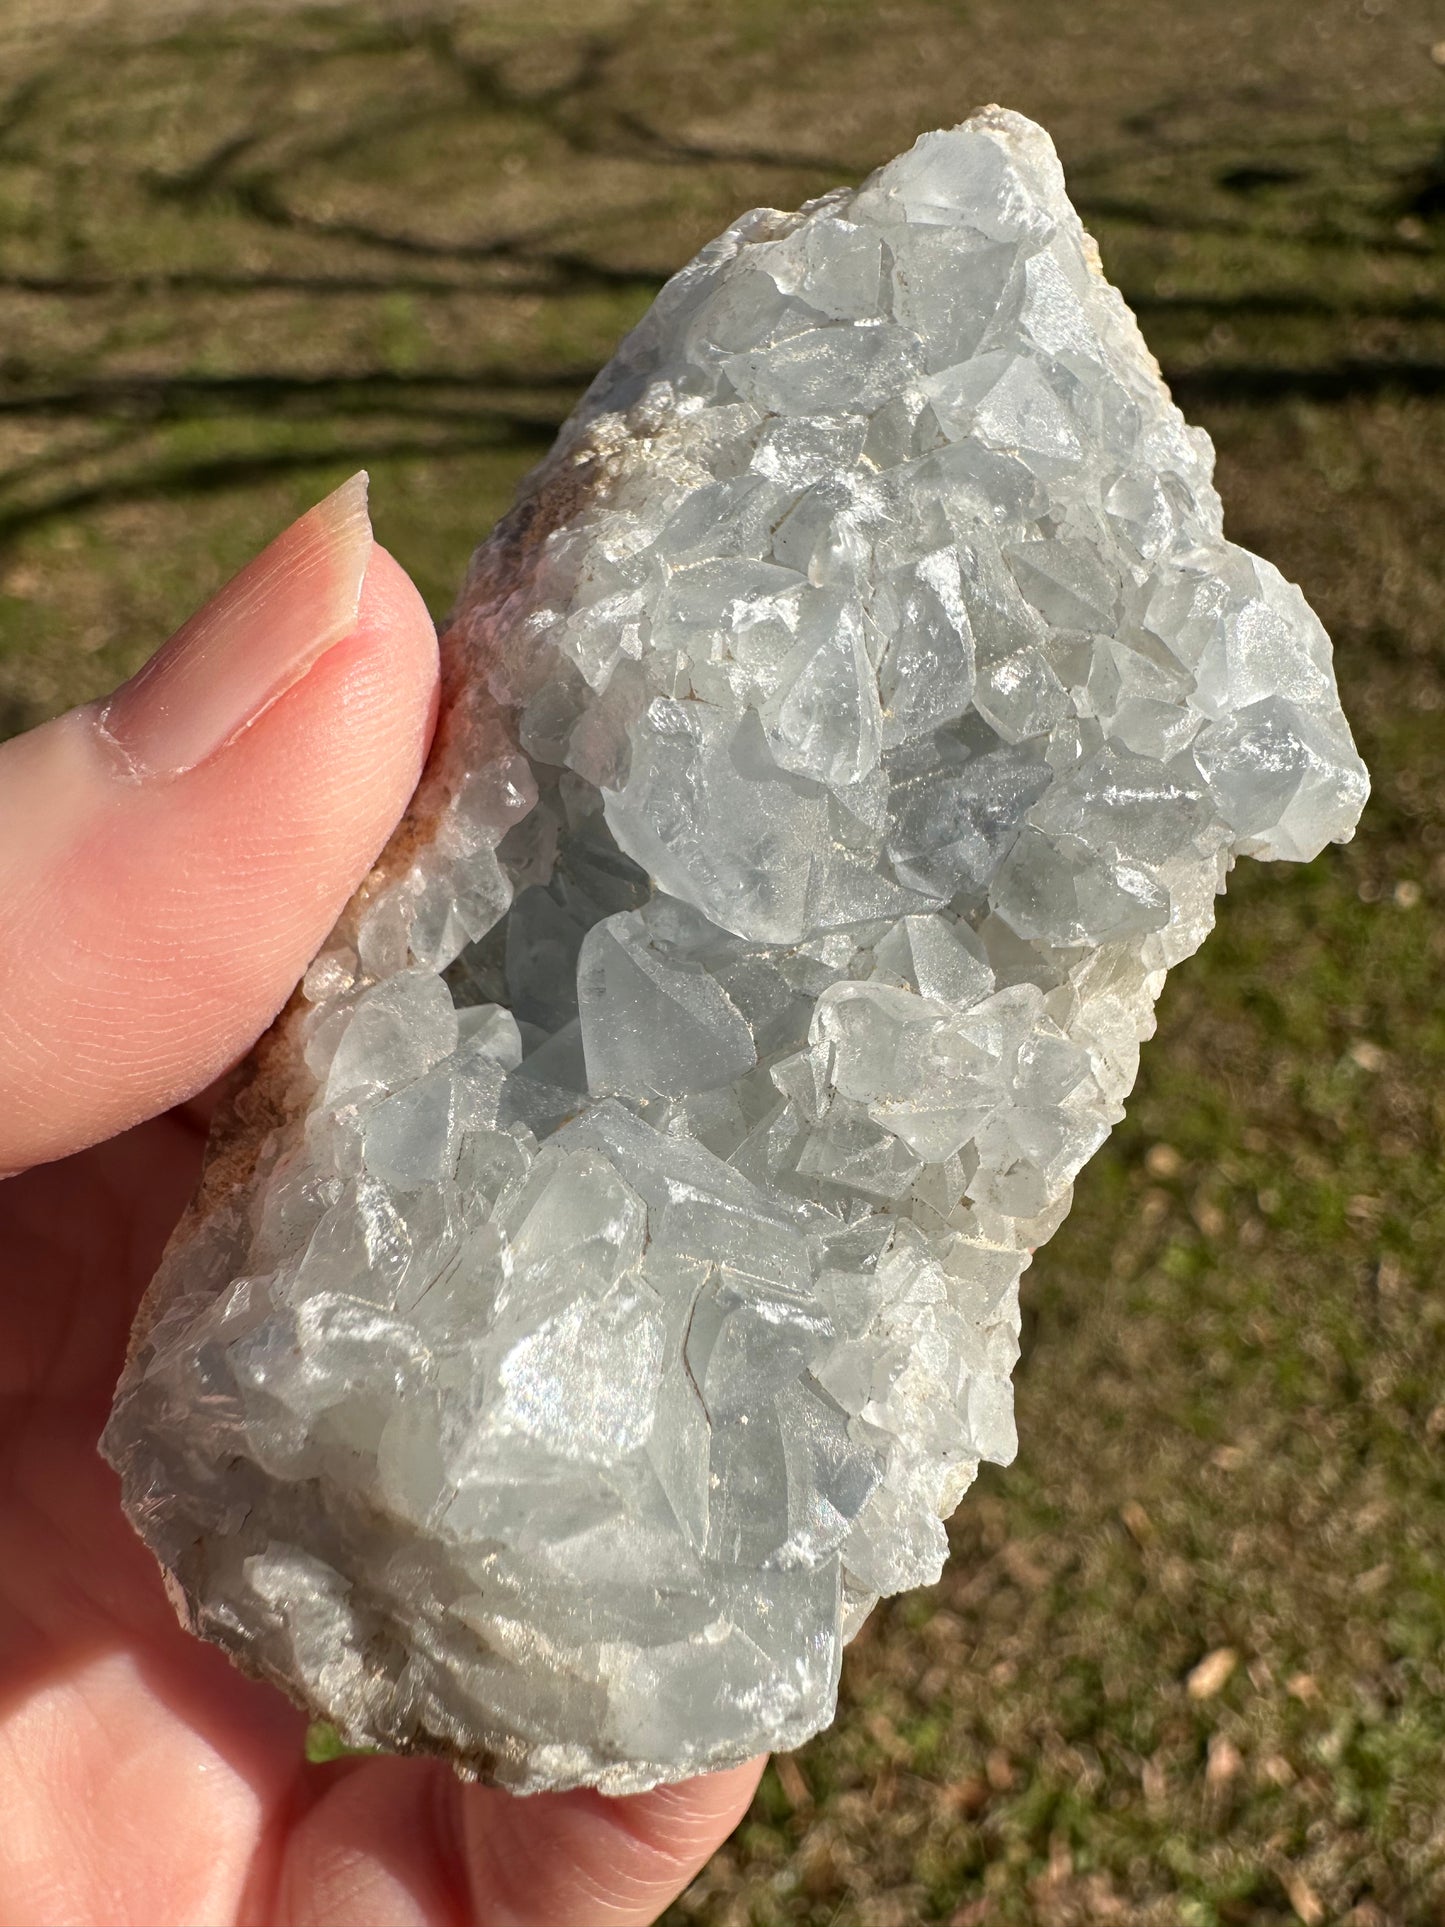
[102,107,1368,1793]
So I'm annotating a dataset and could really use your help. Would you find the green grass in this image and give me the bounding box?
[2,2,1442,1919]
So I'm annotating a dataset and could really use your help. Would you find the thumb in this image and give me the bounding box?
[0,475,439,1174]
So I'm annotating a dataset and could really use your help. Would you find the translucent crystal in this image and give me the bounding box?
[103,107,1368,1795]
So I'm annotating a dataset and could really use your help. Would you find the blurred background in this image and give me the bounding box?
[0,1,1440,1920]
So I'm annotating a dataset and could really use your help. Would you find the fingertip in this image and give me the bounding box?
[453,1759,768,1927]
[356,542,441,691]
[609,1755,769,1850]
[0,535,441,1171]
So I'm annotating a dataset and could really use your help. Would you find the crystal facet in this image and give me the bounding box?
[102,107,1368,1793]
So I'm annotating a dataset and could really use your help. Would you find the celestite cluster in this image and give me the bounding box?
[103,108,1368,1793]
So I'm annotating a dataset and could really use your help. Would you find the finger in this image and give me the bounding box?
[455,1762,768,1927]
[273,1755,766,1927]
[0,475,439,1173]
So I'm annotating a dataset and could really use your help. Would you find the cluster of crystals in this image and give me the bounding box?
[104,109,1367,1793]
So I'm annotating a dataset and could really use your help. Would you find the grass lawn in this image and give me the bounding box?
[2,2,1442,1919]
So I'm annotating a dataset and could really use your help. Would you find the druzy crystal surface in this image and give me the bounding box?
[103,108,1368,1793]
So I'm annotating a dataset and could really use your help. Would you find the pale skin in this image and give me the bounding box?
[0,514,765,1927]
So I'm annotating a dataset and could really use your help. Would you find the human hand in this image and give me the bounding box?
[0,479,764,1926]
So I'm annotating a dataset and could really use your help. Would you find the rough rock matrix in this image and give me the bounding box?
[103,108,1368,1793]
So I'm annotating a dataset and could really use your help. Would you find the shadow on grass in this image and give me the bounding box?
[0,350,1442,551]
